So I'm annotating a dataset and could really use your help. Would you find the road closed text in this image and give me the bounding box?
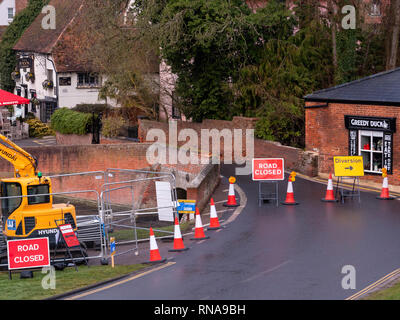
[7,238,50,270]
[252,158,285,181]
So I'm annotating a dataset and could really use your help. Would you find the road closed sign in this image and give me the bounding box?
[333,156,364,177]
[7,238,50,270]
[252,158,285,181]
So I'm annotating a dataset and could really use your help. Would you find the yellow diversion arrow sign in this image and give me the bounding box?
[333,156,364,177]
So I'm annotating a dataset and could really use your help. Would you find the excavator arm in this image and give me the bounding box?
[0,134,37,178]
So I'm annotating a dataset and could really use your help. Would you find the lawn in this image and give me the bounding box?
[0,264,147,300]
[109,220,193,241]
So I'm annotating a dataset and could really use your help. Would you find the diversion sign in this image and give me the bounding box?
[333,156,364,177]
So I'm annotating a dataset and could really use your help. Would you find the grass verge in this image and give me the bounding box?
[0,264,147,300]
[109,220,193,241]
[363,281,400,300]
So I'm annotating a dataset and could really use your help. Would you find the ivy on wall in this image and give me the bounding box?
[0,0,50,92]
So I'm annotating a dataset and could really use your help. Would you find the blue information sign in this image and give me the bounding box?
[177,200,196,214]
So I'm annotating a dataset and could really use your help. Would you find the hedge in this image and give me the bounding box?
[72,103,112,114]
[50,108,94,135]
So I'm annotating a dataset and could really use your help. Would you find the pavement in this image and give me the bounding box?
[14,136,56,147]
[60,164,400,300]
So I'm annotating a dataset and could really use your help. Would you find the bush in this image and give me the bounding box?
[101,115,127,138]
[26,119,55,138]
[50,108,94,135]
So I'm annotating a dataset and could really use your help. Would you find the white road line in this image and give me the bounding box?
[221,183,247,226]
[240,260,292,283]
[65,261,176,300]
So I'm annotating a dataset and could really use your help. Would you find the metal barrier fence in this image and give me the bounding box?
[100,168,179,259]
[0,168,179,266]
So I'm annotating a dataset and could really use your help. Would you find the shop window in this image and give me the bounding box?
[359,130,383,173]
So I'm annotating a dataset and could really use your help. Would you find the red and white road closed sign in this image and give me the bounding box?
[7,237,50,270]
[59,224,80,248]
[252,158,285,181]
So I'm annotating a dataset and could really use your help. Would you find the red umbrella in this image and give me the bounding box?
[0,89,30,106]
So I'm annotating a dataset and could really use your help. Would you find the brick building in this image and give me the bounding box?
[305,67,400,186]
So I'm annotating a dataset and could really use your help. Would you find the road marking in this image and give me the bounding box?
[64,261,176,300]
[221,183,247,226]
[345,268,400,300]
[241,260,291,283]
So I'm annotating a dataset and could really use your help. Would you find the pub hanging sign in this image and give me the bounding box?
[345,115,396,133]
[18,56,34,70]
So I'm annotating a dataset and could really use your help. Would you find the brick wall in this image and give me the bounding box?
[0,143,219,211]
[15,0,28,13]
[305,101,400,186]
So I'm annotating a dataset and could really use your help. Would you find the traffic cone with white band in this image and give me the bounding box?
[377,169,395,200]
[321,173,338,202]
[208,198,222,230]
[169,217,189,252]
[191,207,209,240]
[145,227,166,263]
[223,176,240,207]
[281,174,299,205]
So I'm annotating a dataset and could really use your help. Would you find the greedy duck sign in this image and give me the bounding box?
[345,115,396,132]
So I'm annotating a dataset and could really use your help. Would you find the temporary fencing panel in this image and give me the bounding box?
[0,168,179,267]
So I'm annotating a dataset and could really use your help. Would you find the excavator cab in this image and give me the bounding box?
[0,175,77,247]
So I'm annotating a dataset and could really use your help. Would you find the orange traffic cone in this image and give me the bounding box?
[208,198,222,230]
[169,217,189,252]
[191,207,210,240]
[321,173,338,202]
[281,176,299,205]
[223,177,240,207]
[377,176,395,200]
[145,227,166,263]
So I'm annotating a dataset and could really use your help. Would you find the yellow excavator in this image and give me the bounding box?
[0,134,78,248]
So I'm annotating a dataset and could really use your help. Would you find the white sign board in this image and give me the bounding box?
[155,181,174,222]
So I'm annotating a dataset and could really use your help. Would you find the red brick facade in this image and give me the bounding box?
[15,0,28,14]
[305,101,400,186]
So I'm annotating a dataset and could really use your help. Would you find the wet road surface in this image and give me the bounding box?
[70,165,400,300]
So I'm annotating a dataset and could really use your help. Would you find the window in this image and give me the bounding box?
[359,130,383,173]
[30,90,37,113]
[8,8,14,20]
[59,77,71,86]
[0,182,22,219]
[370,0,381,16]
[27,184,50,205]
[77,73,100,87]
[47,69,53,81]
